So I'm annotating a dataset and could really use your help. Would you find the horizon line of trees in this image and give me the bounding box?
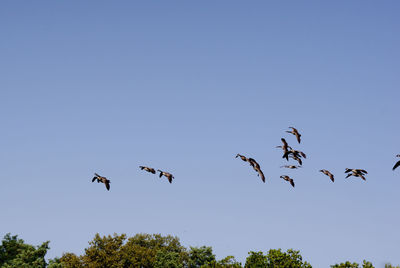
[0,233,398,268]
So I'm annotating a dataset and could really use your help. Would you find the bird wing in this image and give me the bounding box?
[139,166,144,170]
[359,169,368,174]
[295,133,301,143]
[344,168,351,173]
[159,172,163,178]
[256,168,265,183]
[345,173,352,178]
[290,179,295,188]
[168,175,173,183]
[300,151,306,158]
[94,173,100,177]
[105,180,110,190]
[329,173,334,182]
[92,177,97,182]
[150,168,156,174]
[393,161,400,171]
[359,174,366,181]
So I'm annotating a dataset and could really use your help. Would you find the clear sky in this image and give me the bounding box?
[1,1,399,267]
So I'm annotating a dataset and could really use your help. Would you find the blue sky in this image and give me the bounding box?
[1,1,399,267]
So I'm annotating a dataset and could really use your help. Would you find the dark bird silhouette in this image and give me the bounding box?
[289,154,303,166]
[236,153,249,163]
[283,148,307,161]
[280,165,301,169]
[393,155,400,171]
[280,175,295,187]
[248,158,266,183]
[286,127,301,143]
[157,170,174,183]
[345,168,367,181]
[277,138,293,160]
[139,166,156,174]
[236,154,266,183]
[319,169,334,182]
[92,173,110,191]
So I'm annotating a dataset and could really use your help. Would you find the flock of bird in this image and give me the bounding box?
[91,127,400,191]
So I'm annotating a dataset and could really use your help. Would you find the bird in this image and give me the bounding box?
[345,168,367,181]
[157,170,174,183]
[236,153,249,163]
[280,165,301,169]
[276,138,291,158]
[319,169,334,182]
[286,127,301,143]
[92,173,110,191]
[283,148,307,161]
[289,154,303,166]
[280,175,295,187]
[139,166,156,174]
[393,155,400,171]
[236,154,265,183]
[248,158,265,183]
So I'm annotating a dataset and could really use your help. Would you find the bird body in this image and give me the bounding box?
[280,165,301,169]
[286,127,301,143]
[345,168,367,181]
[319,169,334,182]
[236,154,266,182]
[280,175,295,187]
[157,170,174,183]
[139,166,156,174]
[92,173,110,190]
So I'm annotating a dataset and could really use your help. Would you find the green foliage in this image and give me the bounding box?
[385,264,400,268]
[331,260,374,268]
[0,233,49,268]
[245,251,267,267]
[245,249,311,268]
[188,246,216,268]
[154,250,184,268]
[216,255,242,267]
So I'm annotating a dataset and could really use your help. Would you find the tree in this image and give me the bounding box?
[188,246,216,268]
[245,251,267,267]
[216,255,242,267]
[154,250,184,268]
[331,260,374,268]
[0,233,49,268]
[245,249,312,268]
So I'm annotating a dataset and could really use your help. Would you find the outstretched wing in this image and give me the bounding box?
[393,161,400,171]
[105,180,110,190]
[329,173,334,182]
[256,168,265,183]
[295,133,301,143]
[92,177,97,182]
[290,179,295,188]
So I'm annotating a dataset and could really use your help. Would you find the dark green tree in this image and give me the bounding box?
[0,233,49,268]
[245,251,267,267]
[188,246,216,268]
[331,260,374,268]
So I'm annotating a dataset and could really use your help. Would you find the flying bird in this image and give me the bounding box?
[236,154,266,183]
[319,169,334,182]
[236,154,249,163]
[248,158,266,183]
[276,138,291,158]
[139,166,156,174]
[286,127,301,143]
[158,170,174,183]
[280,175,295,188]
[280,165,301,169]
[92,173,110,191]
[393,155,400,171]
[345,168,367,181]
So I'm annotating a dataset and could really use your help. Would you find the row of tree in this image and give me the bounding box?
[0,233,398,268]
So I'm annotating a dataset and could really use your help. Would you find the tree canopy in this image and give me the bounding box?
[0,233,397,268]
